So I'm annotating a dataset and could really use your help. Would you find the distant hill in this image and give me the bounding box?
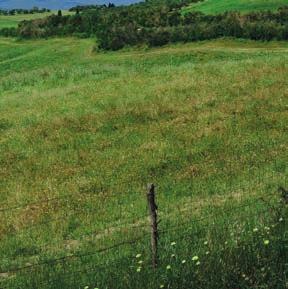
[182,0,288,14]
[2,0,286,13]
[0,0,141,10]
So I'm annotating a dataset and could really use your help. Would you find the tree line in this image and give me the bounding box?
[69,3,116,12]
[0,7,50,16]
[0,2,288,50]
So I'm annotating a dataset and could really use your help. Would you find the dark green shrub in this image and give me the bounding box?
[0,27,18,37]
[244,21,281,41]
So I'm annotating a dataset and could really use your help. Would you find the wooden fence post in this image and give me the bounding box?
[147,183,158,268]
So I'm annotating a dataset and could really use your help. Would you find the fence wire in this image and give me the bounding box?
[0,181,286,289]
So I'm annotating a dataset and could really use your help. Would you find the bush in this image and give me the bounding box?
[243,21,282,41]
[3,3,288,49]
[18,20,47,38]
[0,27,17,37]
[147,27,172,46]
[280,24,288,40]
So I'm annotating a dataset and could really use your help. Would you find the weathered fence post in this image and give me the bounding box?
[147,183,158,268]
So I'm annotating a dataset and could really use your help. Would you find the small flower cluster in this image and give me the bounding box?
[135,253,143,272]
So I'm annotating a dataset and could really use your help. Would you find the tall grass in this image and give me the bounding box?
[0,37,287,288]
[2,194,287,289]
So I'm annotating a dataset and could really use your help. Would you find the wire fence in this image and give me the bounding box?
[0,170,287,289]
[1,234,150,274]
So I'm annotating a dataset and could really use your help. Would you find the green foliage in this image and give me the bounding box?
[9,4,288,50]
[243,21,282,40]
[0,7,51,16]
[0,27,17,37]
[94,7,288,50]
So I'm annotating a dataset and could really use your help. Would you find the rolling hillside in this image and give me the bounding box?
[182,0,288,14]
[0,11,73,28]
[0,37,287,289]
[0,3,288,289]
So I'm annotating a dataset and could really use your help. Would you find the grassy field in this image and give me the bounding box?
[0,37,287,289]
[182,0,288,14]
[0,11,73,29]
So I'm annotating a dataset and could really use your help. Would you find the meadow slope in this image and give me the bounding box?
[0,37,287,289]
[0,11,72,28]
[182,0,288,14]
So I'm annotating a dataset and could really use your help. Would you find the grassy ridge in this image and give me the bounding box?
[0,11,72,28]
[182,0,288,14]
[0,37,287,288]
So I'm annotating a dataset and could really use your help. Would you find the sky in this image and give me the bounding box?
[0,0,141,9]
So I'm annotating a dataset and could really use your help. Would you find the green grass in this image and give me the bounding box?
[182,0,288,15]
[0,11,73,29]
[0,37,287,289]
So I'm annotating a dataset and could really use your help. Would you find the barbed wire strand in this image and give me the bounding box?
[1,233,150,274]
[5,248,153,289]
[159,194,274,235]
[1,210,150,240]
[0,193,275,273]
[0,178,149,213]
